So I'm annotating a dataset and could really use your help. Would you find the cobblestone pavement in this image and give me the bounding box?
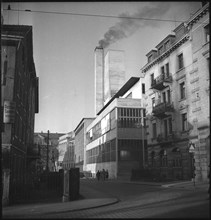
[42,190,209,218]
[3,179,209,219]
[39,180,210,218]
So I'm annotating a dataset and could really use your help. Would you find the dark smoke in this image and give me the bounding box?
[98,3,171,48]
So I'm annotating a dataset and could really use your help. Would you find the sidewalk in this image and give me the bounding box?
[2,179,209,218]
[2,198,119,218]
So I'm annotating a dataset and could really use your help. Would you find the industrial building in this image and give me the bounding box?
[85,77,147,180]
[74,118,95,172]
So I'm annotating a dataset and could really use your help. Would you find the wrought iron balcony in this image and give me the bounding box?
[152,101,174,118]
[151,73,173,90]
[156,132,179,143]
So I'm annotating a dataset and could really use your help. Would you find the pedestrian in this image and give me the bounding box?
[96,170,100,181]
[106,170,109,180]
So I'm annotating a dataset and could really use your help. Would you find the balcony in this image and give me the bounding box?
[157,132,179,143]
[151,73,173,90]
[152,101,174,118]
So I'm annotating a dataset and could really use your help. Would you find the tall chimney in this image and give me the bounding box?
[104,49,126,105]
[94,47,104,115]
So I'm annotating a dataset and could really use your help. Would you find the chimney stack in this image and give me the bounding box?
[94,47,104,115]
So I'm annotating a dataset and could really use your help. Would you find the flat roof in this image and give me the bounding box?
[97,77,140,115]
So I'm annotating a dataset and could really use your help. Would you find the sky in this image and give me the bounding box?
[2,1,201,134]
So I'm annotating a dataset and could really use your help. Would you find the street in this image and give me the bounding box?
[41,179,210,218]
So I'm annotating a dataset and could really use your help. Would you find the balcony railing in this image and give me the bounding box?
[151,73,173,90]
[152,101,174,118]
[157,132,179,142]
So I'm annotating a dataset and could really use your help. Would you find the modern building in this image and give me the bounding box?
[57,131,75,171]
[85,77,147,180]
[1,25,39,205]
[74,118,95,172]
[141,2,209,182]
[94,47,126,115]
[34,132,65,172]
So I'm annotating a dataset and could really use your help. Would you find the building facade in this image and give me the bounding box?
[1,25,39,205]
[57,131,75,171]
[85,77,147,180]
[141,2,209,182]
[74,118,95,172]
[185,2,210,181]
[33,132,65,172]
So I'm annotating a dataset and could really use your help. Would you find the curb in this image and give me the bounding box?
[2,198,119,218]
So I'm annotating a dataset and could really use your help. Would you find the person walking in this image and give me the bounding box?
[106,170,109,180]
[96,170,100,181]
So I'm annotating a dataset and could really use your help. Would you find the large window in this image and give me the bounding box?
[118,139,142,161]
[101,113,110,135]
[180,81,185,99]
[86,139,116,164]
[181,113,188,131]
[178,53,184,69]
[118,108,142,128]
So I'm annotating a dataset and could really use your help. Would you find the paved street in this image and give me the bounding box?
[27,179,209,219]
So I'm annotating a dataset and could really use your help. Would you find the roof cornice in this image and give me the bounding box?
[186,3,209,28]
[141,34,190,73]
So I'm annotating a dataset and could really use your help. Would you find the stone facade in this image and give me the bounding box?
[141,3,209,182]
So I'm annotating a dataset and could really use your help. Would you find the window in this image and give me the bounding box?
[165,40,170,50]
[142,83,145,94]
[181,113,187,131]
[158,45,163,55]
[180,81,185,99]
[148,55,153,63]
[164,119,168,138]
[204,24,209,43]
[168,117,172,134]
[165,63,169,78]
[151,73,154,85]
[162,92,166,103]
[161,66,165,76]
[120,150,131,161]
[178,53,184,69]
[152,123,157,138]
[167,90,171,103]
[151,151,155,167]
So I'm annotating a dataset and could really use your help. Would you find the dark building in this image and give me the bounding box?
[1,25,39,206]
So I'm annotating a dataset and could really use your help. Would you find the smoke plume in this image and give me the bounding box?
[98,3,171,48]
